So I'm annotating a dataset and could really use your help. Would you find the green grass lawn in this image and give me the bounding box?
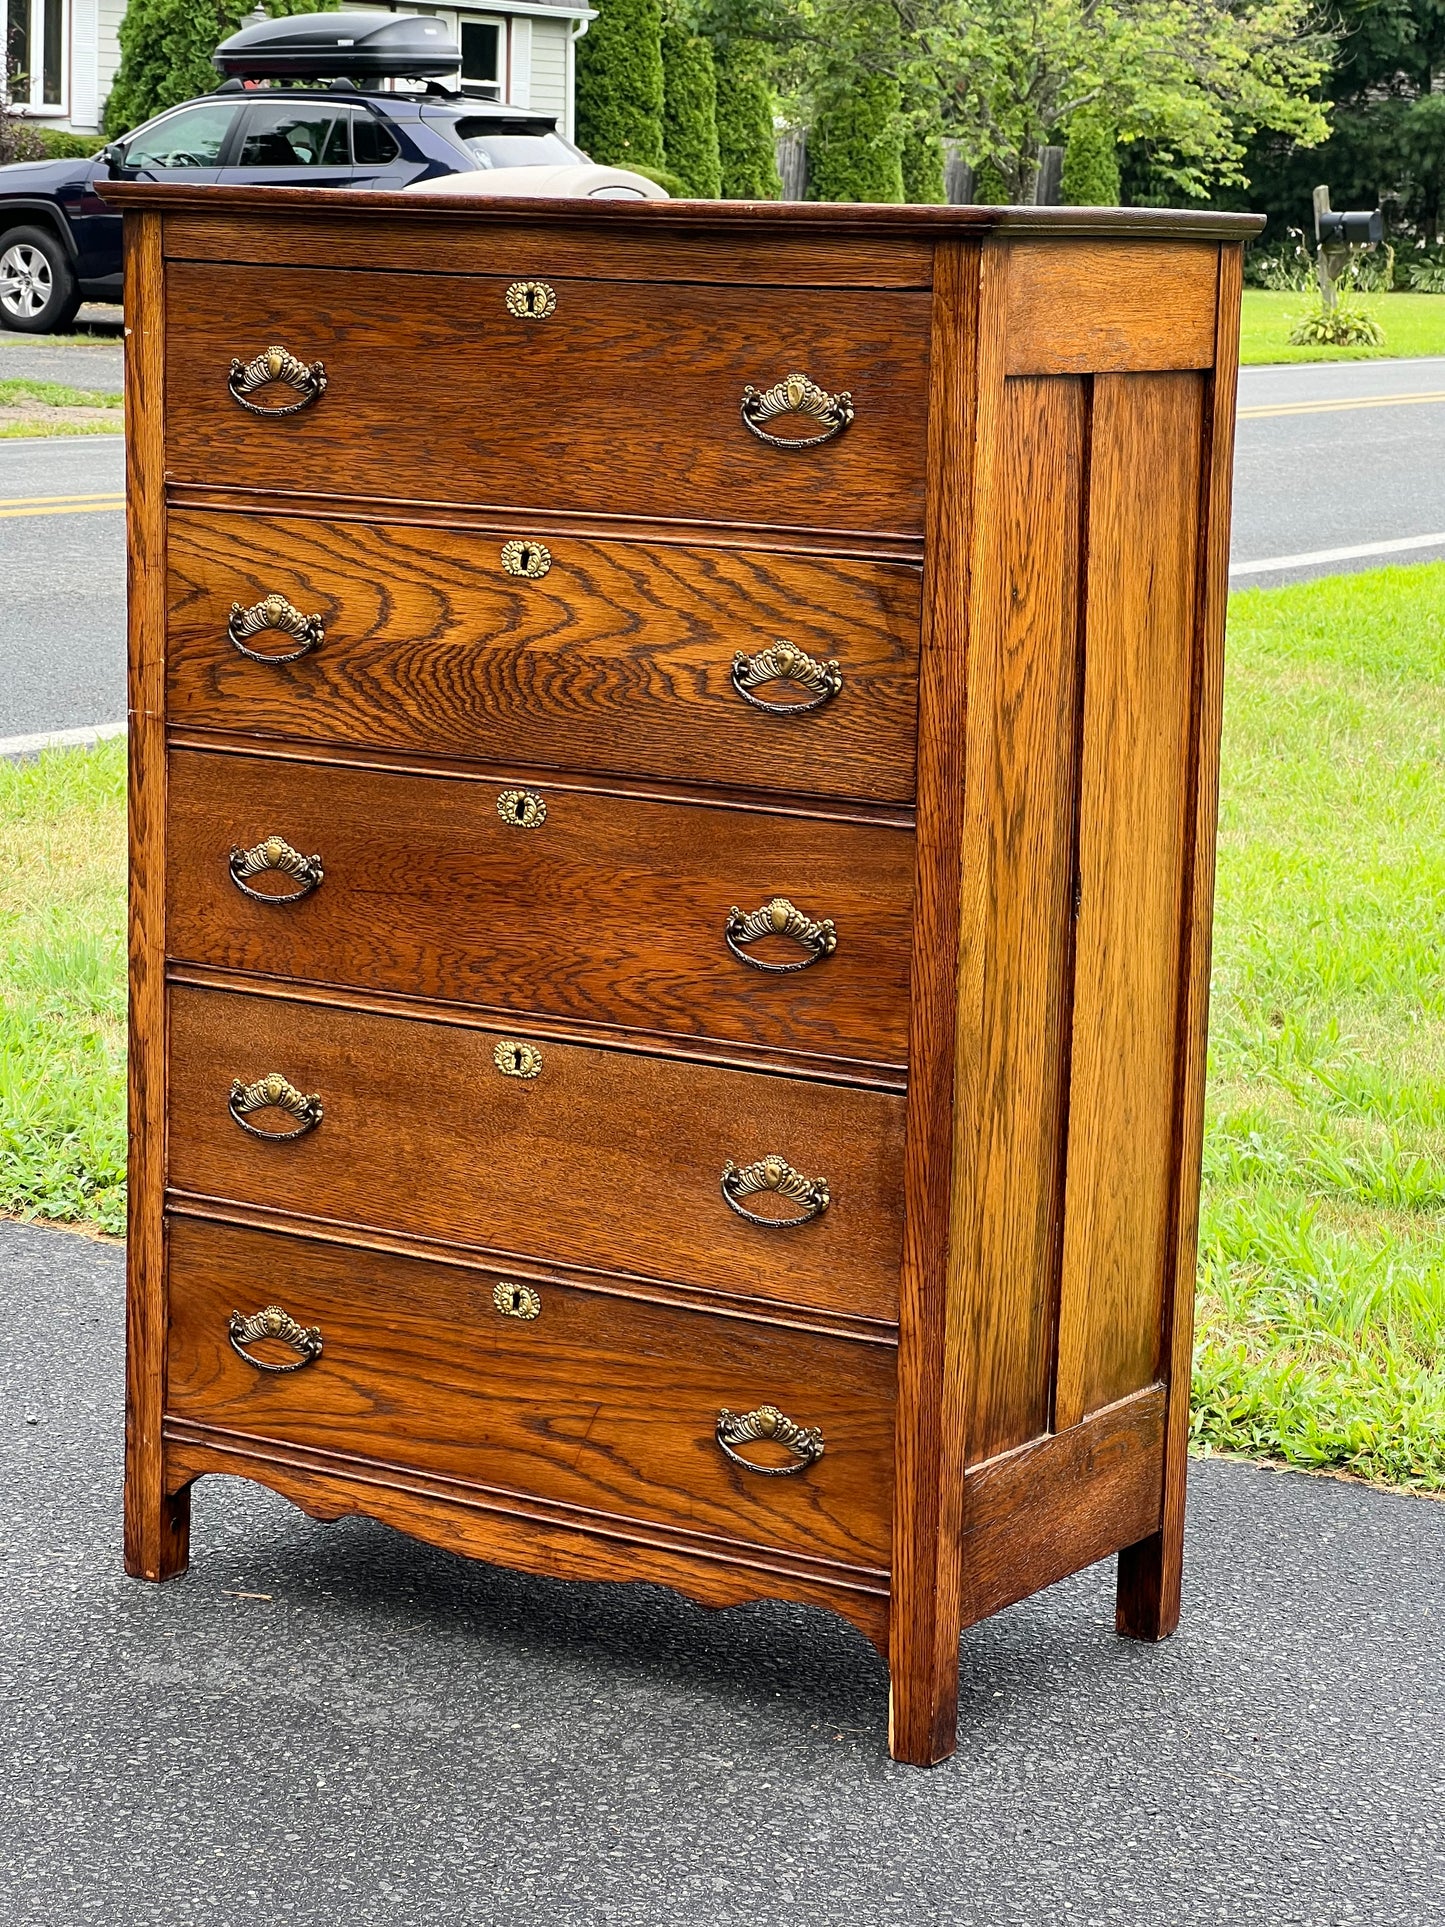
[2,566,1443,1487]
[1241,288,1445,364]
[0,377,123,438]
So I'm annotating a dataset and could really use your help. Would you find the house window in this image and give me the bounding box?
[5,0,65,110]
[460,18,503,98]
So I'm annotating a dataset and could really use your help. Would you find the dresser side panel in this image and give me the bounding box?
[123,209,188,1579]
[1117,243,1245,1638]
[1004,240,1219,375]
[961,374,1086,1466]
[1053,371,1206,1426]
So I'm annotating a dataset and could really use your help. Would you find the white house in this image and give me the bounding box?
[8,0,591,138]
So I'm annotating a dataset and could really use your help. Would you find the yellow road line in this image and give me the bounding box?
[0,492,124,507]
[1239,390,1445,419]
[0,496,125,520]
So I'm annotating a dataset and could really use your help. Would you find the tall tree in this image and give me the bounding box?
[713,37,782,196]
[662,7,723,194]
[576,0,667,171]
[105,0,335,135]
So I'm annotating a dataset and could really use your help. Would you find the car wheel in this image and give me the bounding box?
[0,226,83,334]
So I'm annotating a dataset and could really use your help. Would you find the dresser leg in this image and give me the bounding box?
[886,1654,961,1766]
[124,1478,192,1583]
[1115,1524,1182,1641]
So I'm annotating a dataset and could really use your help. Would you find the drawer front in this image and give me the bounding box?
[167,986,906,1321]
[164,263,931,535]
[167,749,913,1068]
[166,1217,896,1571]
[166,512,923,807]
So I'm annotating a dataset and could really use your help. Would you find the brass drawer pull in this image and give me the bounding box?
[227,594,325,665]
[494,1280,542,1320]
[227,344,327,417]
[228,1304,323,1374]
[500,538,551,579]
[716,1404,824,1476]
[721,1154,830,1228]
[740,372,854,450]
[229,835,324,904]
[731,640,843,715]
[725,897,836,973]
[505,280,556,320]
[228,1072,324,1141]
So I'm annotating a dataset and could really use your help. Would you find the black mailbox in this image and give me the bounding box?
[1318,208,1384,246]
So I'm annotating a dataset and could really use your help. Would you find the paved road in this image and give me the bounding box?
[4,340,1445,741]
[1233,356,1445,583]
[0,1217,1441,1926]
[0,432,125,741]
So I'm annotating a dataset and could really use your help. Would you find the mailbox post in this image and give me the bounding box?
[1313,184,1384,308]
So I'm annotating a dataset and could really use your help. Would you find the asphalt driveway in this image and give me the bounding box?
[0,1217,1440,1925]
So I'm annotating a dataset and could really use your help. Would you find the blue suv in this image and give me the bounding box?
[0,11,591,332]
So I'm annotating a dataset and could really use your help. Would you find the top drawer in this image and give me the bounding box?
[163,263,932,536]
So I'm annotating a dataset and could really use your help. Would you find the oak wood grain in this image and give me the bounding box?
[1117,245,1244,1641]
[166,1216,896,1570]
[164,263,931,535]
[959,1384,1165,1629]
[1053,373,1205,1428]
[161,1425,892,1655]
[159,209,935,289]
[167,1190,899,1345]
[165,510,923,804]
[887,238,983,1768]
[1004,242,1219,375]
[122,211,189,1584]
[166,746,913,1067]
[962,374,1084,1466]
[166,984,907,1320]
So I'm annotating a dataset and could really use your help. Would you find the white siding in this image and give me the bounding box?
[95,0,125,124]
[506,14,529,105]
[528,13,567,130]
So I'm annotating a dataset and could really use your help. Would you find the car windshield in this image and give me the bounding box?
[444,119,583,169]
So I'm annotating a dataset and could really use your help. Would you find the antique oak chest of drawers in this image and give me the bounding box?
[111,183,1255,1765]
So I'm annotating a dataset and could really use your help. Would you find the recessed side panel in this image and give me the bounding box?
[1053,371,1205,1426]
[962,374,1085,1466]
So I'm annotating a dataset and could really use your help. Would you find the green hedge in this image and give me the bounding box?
[714,38,779,199]
[807,70,903,203]
[575,0,665,171]
[661,12,720,198]
[104,0,336,136]
[36,129,109,158]
[901,111,945,205]
[1060,112,1121,206]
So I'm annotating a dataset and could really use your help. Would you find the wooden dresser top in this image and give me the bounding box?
[101,180,1264,245]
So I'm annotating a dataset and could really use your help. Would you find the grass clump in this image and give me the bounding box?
[1286,297,1386,349]
[0,741,127,1235]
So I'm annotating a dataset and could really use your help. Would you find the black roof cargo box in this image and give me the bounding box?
[213,11,461,81]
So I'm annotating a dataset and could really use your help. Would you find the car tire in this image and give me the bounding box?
[0,226,83,334]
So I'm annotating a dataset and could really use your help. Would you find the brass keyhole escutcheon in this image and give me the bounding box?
[496,788,546,830]
[494,1038,542,1079]
[505,280,557,321]
[494,1279,542,1320]
[500,539,551,580]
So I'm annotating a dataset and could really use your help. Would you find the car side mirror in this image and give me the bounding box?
[98,142,127,177]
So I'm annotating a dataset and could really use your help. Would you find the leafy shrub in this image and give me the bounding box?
[807,69,903,202]
[1287,297,1385,347]
[576,0,665,171]
[617,159,689,195]
[1060,110,1120,205]
[1246,226,1314,290]
[900,84,945,204]
[660,9,720,197]
[0,58,45,162]
[35,129,108,158]
[713,38,779,200]
[1403,248,1445,293]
